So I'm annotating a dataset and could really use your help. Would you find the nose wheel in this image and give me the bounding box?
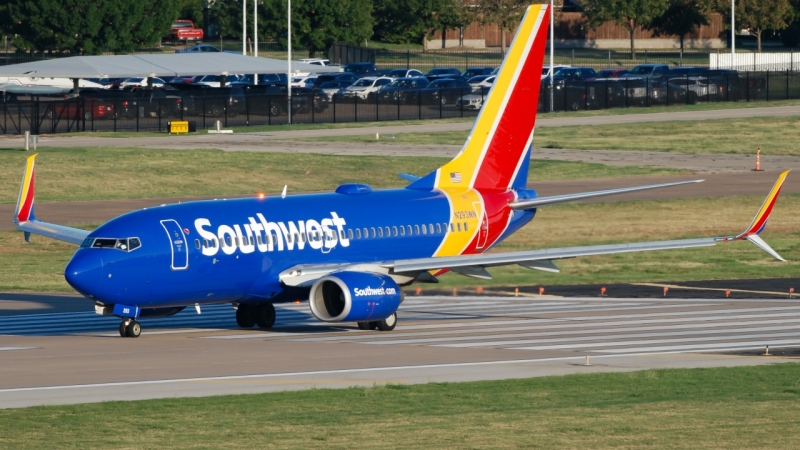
[118,319,141,338]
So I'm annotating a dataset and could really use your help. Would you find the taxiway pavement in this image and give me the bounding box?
[0,294,798,408]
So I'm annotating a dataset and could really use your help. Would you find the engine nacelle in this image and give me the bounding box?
[309,271,402,322]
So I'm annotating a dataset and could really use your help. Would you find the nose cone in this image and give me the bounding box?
[65,250,104,298]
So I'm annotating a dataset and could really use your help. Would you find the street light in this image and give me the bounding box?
[242,0,247,55]
[287,0,292,125]
[731,0,735,69]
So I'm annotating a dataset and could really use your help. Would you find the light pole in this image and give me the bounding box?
[242,0,247,55]
[254,0,258,57]
[549,0,554,113]
[731,0,735,69]
[287,0,292,125]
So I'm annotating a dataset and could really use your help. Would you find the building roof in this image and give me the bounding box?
[0,53,328,78]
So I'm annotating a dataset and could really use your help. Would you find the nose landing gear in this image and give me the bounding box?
[118,319,141,338]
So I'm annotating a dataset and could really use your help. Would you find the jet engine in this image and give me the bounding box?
[309,271,402,322]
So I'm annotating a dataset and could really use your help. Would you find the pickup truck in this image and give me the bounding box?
[171,20,204,41]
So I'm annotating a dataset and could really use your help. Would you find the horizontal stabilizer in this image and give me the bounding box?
[510,180,704,209]
[17,221,89,245]
[398,173,422,182]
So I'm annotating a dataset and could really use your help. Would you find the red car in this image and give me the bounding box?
[170,20,204,41]
[45,97,115,121]
[593,68,629,79]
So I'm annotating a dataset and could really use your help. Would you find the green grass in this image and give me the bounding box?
[300,116,800,155]
[5,194,797,293]
[0,147,682,204]
[2,364,800,448]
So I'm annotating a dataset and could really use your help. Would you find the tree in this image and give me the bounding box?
[476,0,528,54]
[733,0,792,52]
[213,0,373,56]
[582,0,669,60]
[0,0,178,54]
[649,0,711,53]
[373,0,468,51]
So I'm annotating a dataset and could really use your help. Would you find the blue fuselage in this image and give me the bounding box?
[65,187,535,308]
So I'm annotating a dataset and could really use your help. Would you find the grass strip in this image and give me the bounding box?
[0,147,681,204]
[3,195,797,293]
[296,116,800,156]
[1,364,800,449]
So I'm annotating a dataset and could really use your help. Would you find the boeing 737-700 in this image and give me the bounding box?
[13,4,789,337]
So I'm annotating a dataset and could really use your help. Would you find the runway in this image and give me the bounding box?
[1,294,798,408]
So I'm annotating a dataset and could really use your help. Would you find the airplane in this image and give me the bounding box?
[12,4,790,338]
[0,77,106,95]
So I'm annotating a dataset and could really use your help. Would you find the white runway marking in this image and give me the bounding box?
[0,347,33,351]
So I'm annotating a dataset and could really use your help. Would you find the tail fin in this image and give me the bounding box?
[718,170,790,261]
[15,153,37,224]
[409,4,549,192]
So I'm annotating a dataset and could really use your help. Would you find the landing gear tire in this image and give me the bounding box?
[376,313,397,332]
[119,321,127,337]
[122,320,141,338]
[357,321,377,330]
[236,305,256,328]
[255,303,276,329]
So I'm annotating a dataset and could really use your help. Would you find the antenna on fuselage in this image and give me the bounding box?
[281,185,287,199]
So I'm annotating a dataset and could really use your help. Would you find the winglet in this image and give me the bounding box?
[14,154,37,224]
[736,170,790,238]
[718,170,790,261]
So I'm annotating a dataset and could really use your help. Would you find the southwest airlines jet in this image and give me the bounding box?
[14,5,789,338]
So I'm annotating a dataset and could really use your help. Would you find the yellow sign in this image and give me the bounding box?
[168,121,189,134]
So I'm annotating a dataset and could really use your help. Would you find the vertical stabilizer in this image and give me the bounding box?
[408,5,549,192]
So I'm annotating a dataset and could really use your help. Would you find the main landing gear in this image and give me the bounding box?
[357,312,397,332]
[118,319,141,338]
[236,303,276,329]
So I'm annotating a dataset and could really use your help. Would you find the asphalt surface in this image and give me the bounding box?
[1,292,799,408]
[1,170,793,231]
[0,105,797,151]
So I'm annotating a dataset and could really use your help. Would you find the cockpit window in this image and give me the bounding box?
[87,238,141,252]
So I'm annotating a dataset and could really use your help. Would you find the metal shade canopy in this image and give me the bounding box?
[0,53,327,78]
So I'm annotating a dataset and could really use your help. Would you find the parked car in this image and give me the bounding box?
[120,77,166,88]
[338,77,393,101]
[664,66,709,79]
[621,64,670,79]
[425,68,462,82]
[539,80,600,111]
[44,95,115,121]
[168,84,246,117]
[549,67,597,83]
[462,67,495,78]
[593,68,629,78]
[705,69,766,101]
[293,87,330,113]
[416,78,472,105]
[341,62,380,77]
[318,81,351,99]
[541,65,571,79]
[467,75,495,90]
[236,73,287,86]
[170,20,203,41]
[192,74,241,88]
[455,91,489,110]
[176,44,221,53]
[377,77,430,103]
[299,58,331,66]
[312,72,359,87]
[290,76,317,88]
[386,69,424,78]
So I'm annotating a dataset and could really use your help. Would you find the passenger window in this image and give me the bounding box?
[392,226,398,236]
[414,225,420,235]
[356,229,362,239]
[341,230,346,240]
[428,224,434,234]
[195,239,200,249]
[129,238,141,250]
[400,226,406,236]
[457,223,461,232]
[464,222,468,231]
[407,225,412,235]
[422,225,427,235]
[378,227,384,238]
[371,228,376,238]
[301,233,306,243]
[385,226,390,236]
[348,229,354,240]
[436,224,442,234]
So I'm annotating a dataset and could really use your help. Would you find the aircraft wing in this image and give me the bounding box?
[280,171,789,286]
[509,179,703,209]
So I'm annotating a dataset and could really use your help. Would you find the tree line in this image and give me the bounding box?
[1,0,798,56]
